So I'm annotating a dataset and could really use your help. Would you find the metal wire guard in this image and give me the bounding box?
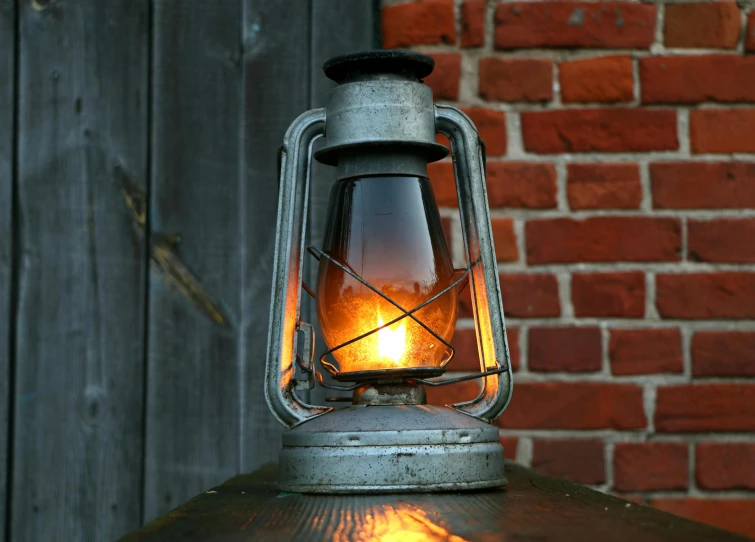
[310,246,465,369]
[306,247,507,388]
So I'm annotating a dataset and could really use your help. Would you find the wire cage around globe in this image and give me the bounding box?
[311,170,463,385]
[309,246,474,384]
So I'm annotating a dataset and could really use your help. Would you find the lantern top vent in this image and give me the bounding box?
[315,49,447,167]
[323,50,435,84]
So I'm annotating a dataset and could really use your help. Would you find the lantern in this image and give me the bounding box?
[265,51,514,493]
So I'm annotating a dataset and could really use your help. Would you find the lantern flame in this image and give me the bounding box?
[377,312,406,365]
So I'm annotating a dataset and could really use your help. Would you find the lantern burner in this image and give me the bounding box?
[351,381,426,406]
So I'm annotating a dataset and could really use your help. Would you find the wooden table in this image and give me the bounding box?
[121,462,746,541]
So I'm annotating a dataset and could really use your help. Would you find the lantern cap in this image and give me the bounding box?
[323,50,435,84]
[316,50,446,167]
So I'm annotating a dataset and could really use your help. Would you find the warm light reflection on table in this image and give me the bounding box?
[329,503,467,542]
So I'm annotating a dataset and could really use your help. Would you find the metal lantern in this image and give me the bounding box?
[264,50,514,493]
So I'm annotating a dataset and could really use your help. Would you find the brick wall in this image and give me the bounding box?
[381,0,755,538]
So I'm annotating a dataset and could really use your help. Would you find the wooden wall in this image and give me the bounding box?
[1,1,377,539]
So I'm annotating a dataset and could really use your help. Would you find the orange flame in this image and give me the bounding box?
[377,311,406,366]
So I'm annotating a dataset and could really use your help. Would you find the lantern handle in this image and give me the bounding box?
[265,108,333,429]
[435,104,514,423]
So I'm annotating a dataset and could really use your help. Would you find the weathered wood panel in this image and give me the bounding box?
[145,0,377,521]
[12,1,149,540]
[6,0,377,536]
[0,1,14,539]
[307,0,378,404]
[122,462,746,542]
[240,0,312,471]
[145,0,244,522]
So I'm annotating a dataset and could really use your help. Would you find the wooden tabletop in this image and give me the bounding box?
[121,462,746,541]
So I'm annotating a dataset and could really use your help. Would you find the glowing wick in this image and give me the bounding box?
[377,312,406,365]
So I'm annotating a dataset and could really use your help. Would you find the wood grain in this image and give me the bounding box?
[0,1,13,540]
[12,1,149,539]
[144,0,377,521]
[6,1,377,536]
[145,0,244,522]
[121,462,747,542]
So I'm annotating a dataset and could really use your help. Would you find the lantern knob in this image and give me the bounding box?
[323,50,435,83]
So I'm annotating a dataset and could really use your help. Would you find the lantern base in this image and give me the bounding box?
[277,404,507,493]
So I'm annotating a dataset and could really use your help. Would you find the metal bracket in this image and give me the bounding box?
[435,104,514,423]
[265,108,333,429]
[294,321,316,391]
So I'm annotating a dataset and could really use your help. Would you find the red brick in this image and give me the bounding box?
[560,56,633,104]
[502,274,561,318]
[479,58,553,103]
[532,439,605,485]
[521,109,678,153]
[651,162,755,209]
[461,0,485,48]
[748,12,755,51]
[688,219,755,263]
[498,382,646,430]
[425,53,461,101]
[430,161,558,209]
[382,0,456,48]
[506,329,520,372]
[462,107,507,156]
[440,216,452,249]
[691,109,755,154]
[572,272,645,318]
[697,443,755,490]
[500,436,518,461]
[610,329,683,375]
[458,288,473,318]
[448,328,479,371]
[567,163,641,210]
[450,327,520,372]
[692,331,755,377]
[650,499,755,540]
[656,273,755,319]
[491,217,519,262]
[459,273,561,319]
[641,56,755,104]
[529,327,602,373]
[428,161,457,207]
[487,162,557,208]
[664,2,741,49]
[614,443,688,492]
[494,2,656,49]
[655,384,755,432]
[426,378,479,406]
[526,217,681,264]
